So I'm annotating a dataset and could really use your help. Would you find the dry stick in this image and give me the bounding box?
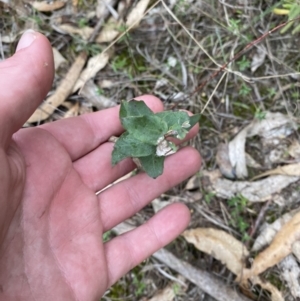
[246,199,271,249]
[112,221,252,301]
[152,248,253,301]
[191,16,300,96]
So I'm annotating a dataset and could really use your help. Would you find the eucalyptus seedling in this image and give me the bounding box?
[111,100,200,178]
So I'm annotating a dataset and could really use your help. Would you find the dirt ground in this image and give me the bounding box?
[2,0,300,300]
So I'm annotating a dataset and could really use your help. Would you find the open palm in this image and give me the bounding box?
[0,31,201,300]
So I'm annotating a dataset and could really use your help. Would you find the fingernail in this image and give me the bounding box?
[16,29,36,52]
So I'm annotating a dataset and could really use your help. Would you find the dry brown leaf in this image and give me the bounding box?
[183,228,249,276]
[252,162,300,180]
[146,277,186,301]
[252,209,300,252]
[52,47,67,70]
[63,102,80,118]
[243,211,300,279]
[32,1,65,12]
[28,52,87,123]
[73,52,110,92]
[57,24,93,40]
[96,18,120,43]
[185,174,200,190]
[126,0,150,28]
[250,276,284,301]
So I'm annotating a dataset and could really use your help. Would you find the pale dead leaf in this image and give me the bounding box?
[243,211,300,279]
[28,52,87,123]
[126,0,150,28]
[250,276,284,301]
[252,209,300,251]
[79,80,117,109]
[57,24,93,40]
[245,153,262,169]
[147,277,186,301]
[185,174,200,190]
[1,33,17,43]
[97,0,118,18]
[183,228,249,276]
[279,255,300,298]
[52,47,67,70]
[73,52,110,92]
[63,102,79,118]
[216,143,235,179]
[96,18,120,43]
[288,139,300,159]
[208,175,299,202]
[32,1,65,12]
[228,112,297,178]
[252,162,300,180]
[152,198,172,213]
[251,45,266,73]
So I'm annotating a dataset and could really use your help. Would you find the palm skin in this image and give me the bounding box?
[0,31,201,301]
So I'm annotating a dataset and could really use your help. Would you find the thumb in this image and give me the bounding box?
[0,30,54,145]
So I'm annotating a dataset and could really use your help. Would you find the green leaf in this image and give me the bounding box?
[122,115,168,145]
[112,133,156,165]
[111,100,200,178]
[187,114,200,130]
[120,100,154,119]
[156,111,190,128]
[138,154,165,178]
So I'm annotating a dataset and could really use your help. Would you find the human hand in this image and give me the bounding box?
[0,30,201,300]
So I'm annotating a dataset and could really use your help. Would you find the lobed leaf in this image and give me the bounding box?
[138,154,164,179]
[122,115,168,145]
[120,100,154,119]
[111,100,200,178]
[112,133,156,165]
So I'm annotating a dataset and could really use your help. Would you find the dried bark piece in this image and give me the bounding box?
[182,228,249,276]
[208,174,299,202]
[279,255,300,298]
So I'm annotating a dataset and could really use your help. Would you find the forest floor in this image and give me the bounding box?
[2,0,300,300]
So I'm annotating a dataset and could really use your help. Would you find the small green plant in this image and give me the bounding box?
[237,56,251,71]
[228,18,241,34]
[228,194,249,239]
[254,108,267,120]
[111,100,200,178]
[111,56,128,72]
[77,17,88,28]
[204,192,215,204]
[239,82,252,96]
[273,0,300,34]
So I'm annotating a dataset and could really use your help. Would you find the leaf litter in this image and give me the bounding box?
[4,1,299,300]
